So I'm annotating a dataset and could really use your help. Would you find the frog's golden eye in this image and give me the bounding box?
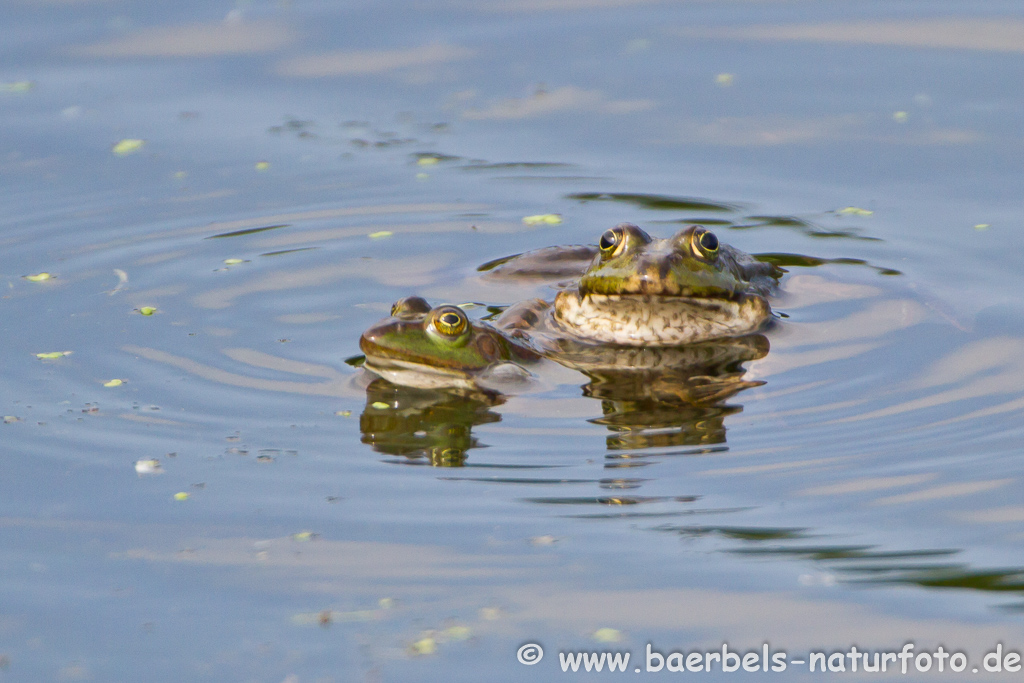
[690,228,720,259]
[599,227,622,254]
[430,306,468,337]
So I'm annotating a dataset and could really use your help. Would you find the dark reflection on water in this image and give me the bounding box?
[558,335,768,450]
[566,192,742,213]
[359,378,503,467]
[755,251,903,276]
[655,522,1024,601]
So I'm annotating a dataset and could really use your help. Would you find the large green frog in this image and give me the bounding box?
[555,224,781,344]
[359,296,540,390]
[483,223,783,345]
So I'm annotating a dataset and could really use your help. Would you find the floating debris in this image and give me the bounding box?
[291,608,380,626]
[255,161,270,171]
[173,492,190,501]
[112,139,145,156]
[416,157,440,166]
[593,628,622,643]
[137,306,157,316]
[335,410,352,417]
[715,73,734,86]
[223,258,248,265]
[371,401,390,410]
[23,272,52,282]
[292,531,316,542]
[836,207,873,216]
[530,534,558,546]
[409,635,437,656]
[368,231,393,239]
[103,379,124,387]
[35,351,71,359]
[3,416,20,424]
[379,597,395,609]
[415,172,430,180]
[479,607,501,621]
[109,269,129,295]
[974,223,990,231]
[0,81,34,93]
[134,459,163,475]
[892,111,909,123]
[173,171,187,179]
[522,214,562,225]
[444,625,472,641]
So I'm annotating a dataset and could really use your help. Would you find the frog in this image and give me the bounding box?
[358,296,541,390]
[481,223,783,345]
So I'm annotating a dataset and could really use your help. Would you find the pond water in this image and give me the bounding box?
[2,1,1024,680]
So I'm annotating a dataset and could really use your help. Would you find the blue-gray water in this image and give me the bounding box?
[2,1,1024,681]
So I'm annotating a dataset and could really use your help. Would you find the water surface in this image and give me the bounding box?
[2,1,1024,680]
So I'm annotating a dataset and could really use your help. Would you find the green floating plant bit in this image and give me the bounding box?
[973,223,990,231]
[173,492,190,501]
[254,161,270,171]
[335,410,352,417]
[371,401,390,410]
[593,627,622,643]
[416,157,440,166]
[112,139,145,156]
[103,379,124,387]
[368,231,393,239]
[522,213,562,225]
[0,81,34,93]
[23,272,52,282]
[715,73,734,86]
[223,258,246,265]
[837,207,873,216]
[410,636,437,656]
[444,625,472,641]
[892,111,909,123]
[292,531,315,541]
[138,306,157,316]
[36,351,71,359]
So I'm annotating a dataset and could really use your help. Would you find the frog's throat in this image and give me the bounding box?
[553,290,771,346]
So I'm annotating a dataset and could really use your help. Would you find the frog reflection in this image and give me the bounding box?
[359,377,504,466]
[559,335,769,450]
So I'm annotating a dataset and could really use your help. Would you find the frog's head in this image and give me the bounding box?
[360,299,532,388]
[579,224,768,297]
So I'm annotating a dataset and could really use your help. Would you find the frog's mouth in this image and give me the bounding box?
[553,289,771,346]
[360,354,480,390]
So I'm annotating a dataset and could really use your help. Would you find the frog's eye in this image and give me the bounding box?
[690,228,720,259]
[430,306,469,337]
[391,296,431,317]
[599,228,622,254]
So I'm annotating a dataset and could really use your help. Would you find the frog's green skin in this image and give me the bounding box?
[359,296,540,390]
[484,224,783,346]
